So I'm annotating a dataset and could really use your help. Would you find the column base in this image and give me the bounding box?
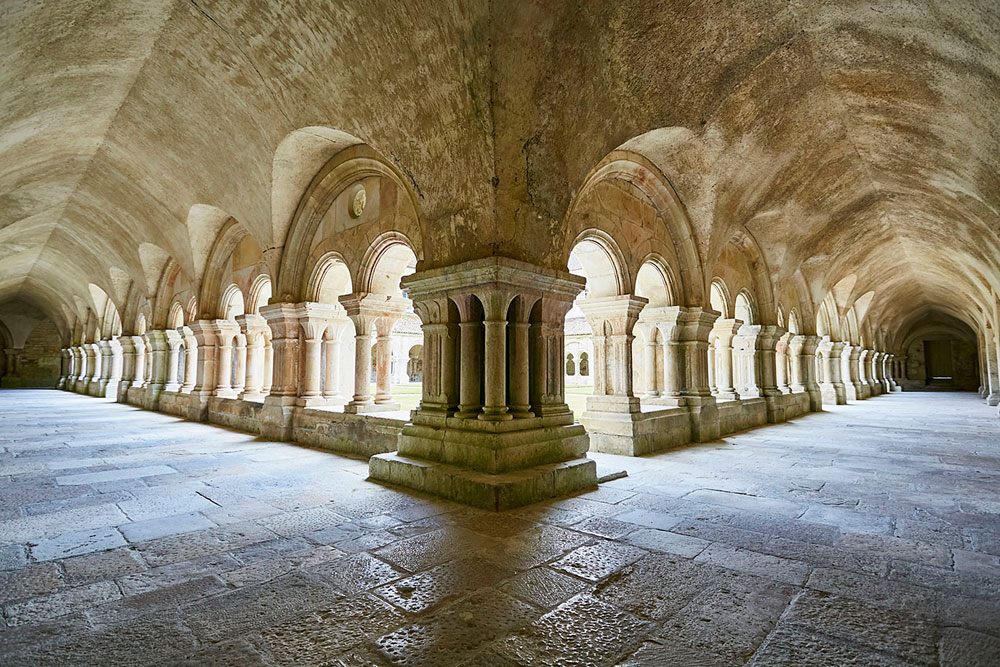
[369,453,596,511]
[763,392,786,424]
[260,395,297,440]
[988,393,1000,407]
[345,400,400,414]
[685,395,720,442]
[581,406,691,455]
[891,385,902,393]
[214,388,238,399]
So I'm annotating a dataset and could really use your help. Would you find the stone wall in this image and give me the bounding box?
[1,319,62,388]
[902,337,978,392]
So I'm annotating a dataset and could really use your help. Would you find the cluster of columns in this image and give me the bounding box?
[981,325,1000,410]
[814,338,899,405]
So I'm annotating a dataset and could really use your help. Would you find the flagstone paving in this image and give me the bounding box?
[0,390,998,665]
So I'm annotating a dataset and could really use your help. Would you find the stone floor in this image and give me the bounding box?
[1,390,998,666]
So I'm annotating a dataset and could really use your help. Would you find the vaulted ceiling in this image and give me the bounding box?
[2,0,998,342]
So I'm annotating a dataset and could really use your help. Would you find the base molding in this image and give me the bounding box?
[369,452,596,511]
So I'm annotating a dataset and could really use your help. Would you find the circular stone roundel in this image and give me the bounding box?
[350,186,366,218]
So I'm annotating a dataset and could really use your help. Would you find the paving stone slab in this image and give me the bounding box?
[551,541,648,582]
[3,580,122,626]
[497,593,652,666]
[119,511,217,543]
[29,525,127,561]
[694,542,811,586]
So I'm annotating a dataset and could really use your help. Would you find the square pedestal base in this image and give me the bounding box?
[581,407,691,456]
[369,453,597,511]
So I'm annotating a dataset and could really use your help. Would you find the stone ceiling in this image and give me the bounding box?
[1,0,997,342]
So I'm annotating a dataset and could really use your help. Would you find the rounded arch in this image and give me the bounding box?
[634,254,677,307]
[274,135,424,302]
[569,229,630,298]
[220,284,245,320]
[734,289,757,325]
[787,308,801,335]
[816,294,839,339]
[248,274,273,314]
[727,228,777,324]
[710,278,731,318]
[358,232,417,297]
[135,312,148,336]
[306,251,353,303]
[167,301,184,329]
[199,217,261,320]
[566,139,705,306]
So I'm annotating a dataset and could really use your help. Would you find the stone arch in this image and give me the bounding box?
[816,294,839,339]
[220,284,246,320]
[710,278,731,318]
[167,301,184,329]
[358,231,417,297]
[569,229,630,298]
[248,274,273,315]
[787,308,800,335]
[274,132,424,303]
[199,217,262,320]
[634,254,677,307]
[727,229,776,324]
[734,289,757,325]
[306,251,353,304]
[566,141,704,306]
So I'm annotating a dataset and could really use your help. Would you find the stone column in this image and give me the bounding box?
[530,296,575,418]
[57,349,70,389]
[732,324,763,399]
[263,338,274,394]
[411,297,459,416]
[710,319,742,401]
[374,315,401,410]
[678,307,720,442]
[96,338,122,399]
[507,296,537,418]
[985,337,1000,406]
[143,330,169,407]
[634,322,659,398]
[757,325,785,423]
[886,353,900,392]
[293,303,331,407]
[180,327,197,393]
[775,332,793,394]
[83,343,100,393]
[322,320,349,404]
[577,295,646,452]
[163,330,183,392]
[856,349,870,399]
[70,346,84,391]
[454,293,483,418]
[475,289,515,421]
[340,294,409,414]
[213,320,241,399]
[259,304,302,440]
[237,314,269,400]
[578,295,646,414]
[840,344,856,401]
[118,336,139,401]
[232,333,247,395]
[185,320,218,420]
[845,345,864,400]
[863,349,879,395]
[877,351,888,395]
[817,339,847,405]
[790,335,822,411]
[371,256,594,510]
[93,338,112,398]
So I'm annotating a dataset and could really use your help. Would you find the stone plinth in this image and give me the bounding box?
[368,256,597,510]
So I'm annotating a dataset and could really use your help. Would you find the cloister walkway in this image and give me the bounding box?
[0,390,998,665]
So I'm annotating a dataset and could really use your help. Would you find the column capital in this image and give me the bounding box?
[576,295,647,335]
[710,318,743,345]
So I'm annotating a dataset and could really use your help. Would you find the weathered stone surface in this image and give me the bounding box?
[1,391,998,665]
